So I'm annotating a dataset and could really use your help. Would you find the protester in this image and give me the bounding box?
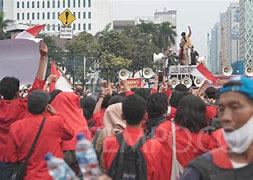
[173,95,217,167]
[180,26,192,65]
[0,42,48,161]
[145,93,172,179]
[181,76,253,179]
[80,96,97,128]
[103,94,163,180]
[190,46,199,65]
[4,90,74,180]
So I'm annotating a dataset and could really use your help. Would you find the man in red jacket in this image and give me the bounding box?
[4,90,74,180]
[181,76,253,179]
[103,94,163,180]
[0,42,48,161]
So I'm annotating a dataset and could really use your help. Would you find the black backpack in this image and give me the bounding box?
[108,133,148,180]
[145,116,166,138]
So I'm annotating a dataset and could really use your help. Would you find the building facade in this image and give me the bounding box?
[210,22,221,74]
[239,0,253,70]
[3,0,113,35]
[0,0,3,12]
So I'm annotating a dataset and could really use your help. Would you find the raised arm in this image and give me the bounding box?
[188,26,192,37]
[36,41,48,80]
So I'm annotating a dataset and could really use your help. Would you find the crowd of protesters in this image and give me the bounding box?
[1,42,253,180]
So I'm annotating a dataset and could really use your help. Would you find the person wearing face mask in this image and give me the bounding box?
[180,76,253,180]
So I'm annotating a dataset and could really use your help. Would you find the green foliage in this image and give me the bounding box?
[0,12,13,40]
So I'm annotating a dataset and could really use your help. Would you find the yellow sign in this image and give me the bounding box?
[58,9,76,27]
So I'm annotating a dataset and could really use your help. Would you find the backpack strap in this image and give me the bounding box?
[23,117,46,164]
[146,116,166,138]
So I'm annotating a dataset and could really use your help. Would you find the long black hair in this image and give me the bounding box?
[174,95,207,132]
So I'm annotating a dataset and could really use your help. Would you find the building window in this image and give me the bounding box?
[47,12,50,19]
[58,24,60,30]
[83,0,85,7]
[42,1,45,8]
[73,12,76,17]
[78,12,80,19]
[32,13,35,20]
[17,13,20,20]
[42,13,45,19]
[88,12,91,19]
[47,1,50,8]
[53,24,55,31]
[88,0,91,7]
[17,2,19,8]
[22,13,24,20]
[58,12,60,17]
[37,1,39,8]
[37,13,40,19]
[53,12,55,19]
[78,0,81,7]
[68,0,71,7]
[63,0,65,8]
[88,23,91,30]
[22,1,24,8]
[83,12,86,19]
[27,1,29,8]
[47,24,50,31]
[27,13,30,20]
[58,0,60,8]
[52,0,55,8]
[78,23,81,30]
[83,23,86,30]
[73,24,76,30]
[73,0,76,7]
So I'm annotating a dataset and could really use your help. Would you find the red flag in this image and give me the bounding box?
[190,64,218,83]
[15,25,45,42]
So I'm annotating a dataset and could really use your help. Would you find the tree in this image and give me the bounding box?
[0,12,13,40]
[65,32,101,82]
[99,51,132,81]
[137,22,177,52]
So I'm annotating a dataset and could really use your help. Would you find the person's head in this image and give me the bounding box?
[122,94,146,126]
[132,88,151,101]
[181,32,186,37]
[174,95,207,132]
[48,89,62,104]
[80,96,96,120]
[174,83,189,92]
[28,90,49,114]
[169,90,189,108]
[108,95,125,106]
[191,46,194,51]
[218,77,253,153]
[75,85,84,96]
[204,87,217,100]
[0,77,20,100]
[147,93,168,119]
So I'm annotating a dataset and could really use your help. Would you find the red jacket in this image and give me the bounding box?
[4,113,74,180]
[211,128,227,149]
[171,122,218,167]
[103,127,163,180]
[0,78,44,161]
[51,92,91,151]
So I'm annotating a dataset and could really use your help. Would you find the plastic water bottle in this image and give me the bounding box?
[75,133,102,178]
[45,153,78,180]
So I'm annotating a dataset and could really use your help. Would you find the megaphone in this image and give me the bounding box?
[223,67,233,76]
[245,67,253,76]
[143,68,155,79]
[181,76,193,88]
[119,69,130,80]
[153,53,164,63]
[170,77,180,88]
[194,77,205,87]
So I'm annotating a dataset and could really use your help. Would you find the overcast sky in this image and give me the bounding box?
[113,0,237,56]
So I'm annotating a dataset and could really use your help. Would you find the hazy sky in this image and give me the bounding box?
[113,0,237,56]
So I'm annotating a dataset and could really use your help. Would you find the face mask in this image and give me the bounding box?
[223,116,253,154]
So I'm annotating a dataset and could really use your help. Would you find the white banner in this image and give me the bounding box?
[0,39,40,84]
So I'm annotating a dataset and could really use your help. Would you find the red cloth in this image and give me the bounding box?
[211,128,227,149]
[4,113,74,180]
[206,105,218,123]
[211,148,233,169]
[166,107,177,120]
[103,127,163,180]
[0,78,44,161]
[90,109,106,136]
[171,122,218,167]
[125,91,135,96]
[51,92,91,151]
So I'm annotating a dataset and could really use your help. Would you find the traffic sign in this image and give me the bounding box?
[58,9,76,27]
[60,26,73,39]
